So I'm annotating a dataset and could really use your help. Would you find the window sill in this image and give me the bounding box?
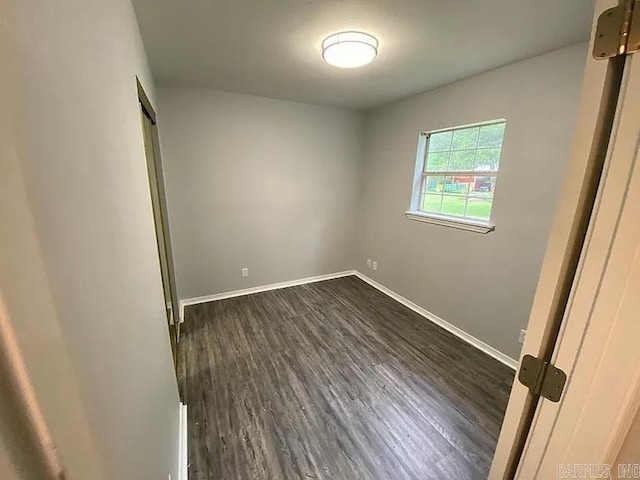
[404,211,495,234]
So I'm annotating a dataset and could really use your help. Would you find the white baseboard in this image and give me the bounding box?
[353,271,519,370]
[178,403,187,480]
[178,270,356,322]
[178,269,518,370]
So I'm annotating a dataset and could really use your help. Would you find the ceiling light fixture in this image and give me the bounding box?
[321,31,378,68]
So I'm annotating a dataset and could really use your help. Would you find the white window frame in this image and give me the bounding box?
[405,119,505,234]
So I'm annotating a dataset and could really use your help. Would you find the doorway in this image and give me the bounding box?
[137,79,180,368]
[491,0,640,477]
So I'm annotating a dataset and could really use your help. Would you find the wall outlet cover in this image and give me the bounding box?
[241,267,249,277]
[372,261,378,271]
[366,259,372,268]
[519,329,526,344]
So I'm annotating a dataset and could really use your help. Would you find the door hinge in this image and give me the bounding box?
[593,0,640,59]
[518,354,567,402]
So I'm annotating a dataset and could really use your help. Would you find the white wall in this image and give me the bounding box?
[158,88,363,299]
[1,0,180,479]
[359,43,587,360]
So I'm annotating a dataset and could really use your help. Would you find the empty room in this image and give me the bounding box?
[4,0,640,479]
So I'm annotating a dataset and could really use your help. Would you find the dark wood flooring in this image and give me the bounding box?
[179,275,514,480]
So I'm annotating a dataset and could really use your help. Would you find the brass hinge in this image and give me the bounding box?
[593,0,640,59]
[518,354,567,402]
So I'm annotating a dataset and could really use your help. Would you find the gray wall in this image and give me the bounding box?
[1,0,180,478]
[157,45,586,361]
[0,1,107,478]
[158,88,363,299]
[359,43,587,360]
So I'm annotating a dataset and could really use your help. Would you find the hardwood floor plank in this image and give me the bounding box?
[180,275,514,480]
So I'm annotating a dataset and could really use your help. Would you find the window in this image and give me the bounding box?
[406,120,505,233]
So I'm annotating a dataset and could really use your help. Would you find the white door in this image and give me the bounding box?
[490,0,640,477]
[516,46,640,480]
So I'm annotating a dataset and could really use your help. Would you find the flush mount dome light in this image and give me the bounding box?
[322,31,378,68]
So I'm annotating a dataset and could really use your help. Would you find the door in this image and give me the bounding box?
[138,80,180,368]
[490,0,640,477]
[518,50,640,475]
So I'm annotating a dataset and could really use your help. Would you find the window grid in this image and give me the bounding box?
[417,120,505,221]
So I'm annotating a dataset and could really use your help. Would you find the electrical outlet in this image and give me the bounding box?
[518,329,526,344]
[366,259,372,268]
[372,261,378,271]
[241,267,249,277]
[168,475,172,480]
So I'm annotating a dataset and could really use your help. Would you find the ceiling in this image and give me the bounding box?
[132,0,595,110]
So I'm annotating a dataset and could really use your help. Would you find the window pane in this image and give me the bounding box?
[423,175,444,193]
[475,148,502,171]
[426,151,449,172]
[451,126,479,150]
[428,131,452,152]
[441,195,467,217]
[414,122,504,222]
[449,150,475,170]
[465,196,493,220]
[422,194,443,214]
[478,122,505,148]
[466,175,496,220]
[469,175,496,195]
[443,176,470,195]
